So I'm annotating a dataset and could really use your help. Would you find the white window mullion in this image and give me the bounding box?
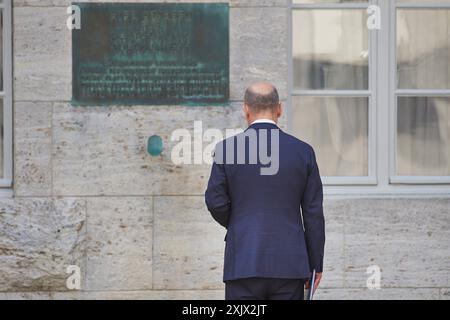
[396,2,450,9]
[368,0,379,181]
[389,0,399,184]
[291,3,370,10]
[291,90,371,97]
[396,89,450,97]
[1,0,12,188]
[377,0,392,188]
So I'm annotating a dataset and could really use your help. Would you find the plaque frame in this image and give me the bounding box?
[72,3,230,106]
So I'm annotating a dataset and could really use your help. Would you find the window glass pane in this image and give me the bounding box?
[292,10,369,90]
[397,97,450,176]
[292,96,369,176]
[293,0,367,3]
[397,9,450,89]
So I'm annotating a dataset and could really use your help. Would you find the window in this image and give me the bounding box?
[289,0,376,186]
[0,0,12,190]
[289,0,450,194]
[392,2,450,183]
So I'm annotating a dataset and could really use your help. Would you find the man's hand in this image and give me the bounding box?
[305,272,322,292]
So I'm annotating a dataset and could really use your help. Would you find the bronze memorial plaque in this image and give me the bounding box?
[72,3,229,105]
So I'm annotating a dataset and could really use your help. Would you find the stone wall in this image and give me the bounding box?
[0,0,449,300]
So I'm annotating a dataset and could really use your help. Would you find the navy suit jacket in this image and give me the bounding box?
[205,122,325,282]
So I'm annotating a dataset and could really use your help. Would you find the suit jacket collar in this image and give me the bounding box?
[247,122,280,131]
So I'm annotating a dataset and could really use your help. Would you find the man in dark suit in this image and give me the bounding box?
[205,82,325,300]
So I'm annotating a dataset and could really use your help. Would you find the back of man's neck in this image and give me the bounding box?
[250,118,277,125]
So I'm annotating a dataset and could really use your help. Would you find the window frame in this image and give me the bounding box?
[0,0,12,189]
[288,0,378,186]
[288,0,450,195]
[389,0,450,184]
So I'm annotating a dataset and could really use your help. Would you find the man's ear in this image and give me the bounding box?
[242,104,248,123]
[243,104,250,117]
[277,103,283,119]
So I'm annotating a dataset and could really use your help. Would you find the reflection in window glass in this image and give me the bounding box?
[397,97,450,176]
[397,9,450,89]
[292,96,369,176]
[292,10,369,90]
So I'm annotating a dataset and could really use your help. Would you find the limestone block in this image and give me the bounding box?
[52,103,245,196]
[441,288,450,300]
[342,199,450,288]
[319,200,346,288]
[315,288,440,300]
[345,238,450,289]
[0,291,83,299]
[0,289,224,300]
[81,289,224,300]
[0,288,442,300]
[0,198,86,292]
[14,102,53,196]
[14,0,287,8]
[13,0,69,6]
[230,7,288,100]
[230,0,287,6]
[344,199,450,240]
[85,197,153,291]
[13,7,71,101]
[153,196,226,289]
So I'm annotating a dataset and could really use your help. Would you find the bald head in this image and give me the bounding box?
[244,82,280,113]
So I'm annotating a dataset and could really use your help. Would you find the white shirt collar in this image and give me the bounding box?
[250,119,277,126]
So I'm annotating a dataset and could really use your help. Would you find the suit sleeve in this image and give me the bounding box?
[205,159,231,229]
[301,147,325,272]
